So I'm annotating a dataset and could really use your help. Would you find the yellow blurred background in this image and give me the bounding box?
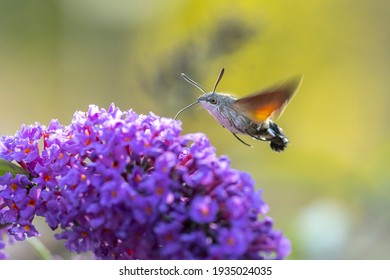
[1,0,389,259]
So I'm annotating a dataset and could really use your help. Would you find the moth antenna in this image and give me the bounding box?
[181,73,207,94]
[212,68,225,93]
[174,100,200,120]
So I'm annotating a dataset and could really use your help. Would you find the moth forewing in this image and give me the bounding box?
[232,76,303,123]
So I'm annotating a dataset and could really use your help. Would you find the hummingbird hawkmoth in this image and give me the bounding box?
[174,68,302,152]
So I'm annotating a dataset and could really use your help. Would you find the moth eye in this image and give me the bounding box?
[209,97,217,105]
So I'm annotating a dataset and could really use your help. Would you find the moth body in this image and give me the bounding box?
[198,91,289,151]
[175,68,302,152]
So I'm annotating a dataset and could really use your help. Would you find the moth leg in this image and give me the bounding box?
[232,133,253,147]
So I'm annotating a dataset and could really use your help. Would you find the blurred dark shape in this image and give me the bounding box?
[206,18,257,57]
[134,18,260,115]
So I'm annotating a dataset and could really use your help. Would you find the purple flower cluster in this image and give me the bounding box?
[0,104,290,259]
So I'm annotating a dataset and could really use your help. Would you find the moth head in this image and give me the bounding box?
[174,68,225,119]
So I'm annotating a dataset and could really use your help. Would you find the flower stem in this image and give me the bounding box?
[27,237,53,260]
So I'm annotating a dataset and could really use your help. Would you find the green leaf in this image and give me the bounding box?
[0,159,29,177]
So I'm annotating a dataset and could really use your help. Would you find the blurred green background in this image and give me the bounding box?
[1,0,389,259]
